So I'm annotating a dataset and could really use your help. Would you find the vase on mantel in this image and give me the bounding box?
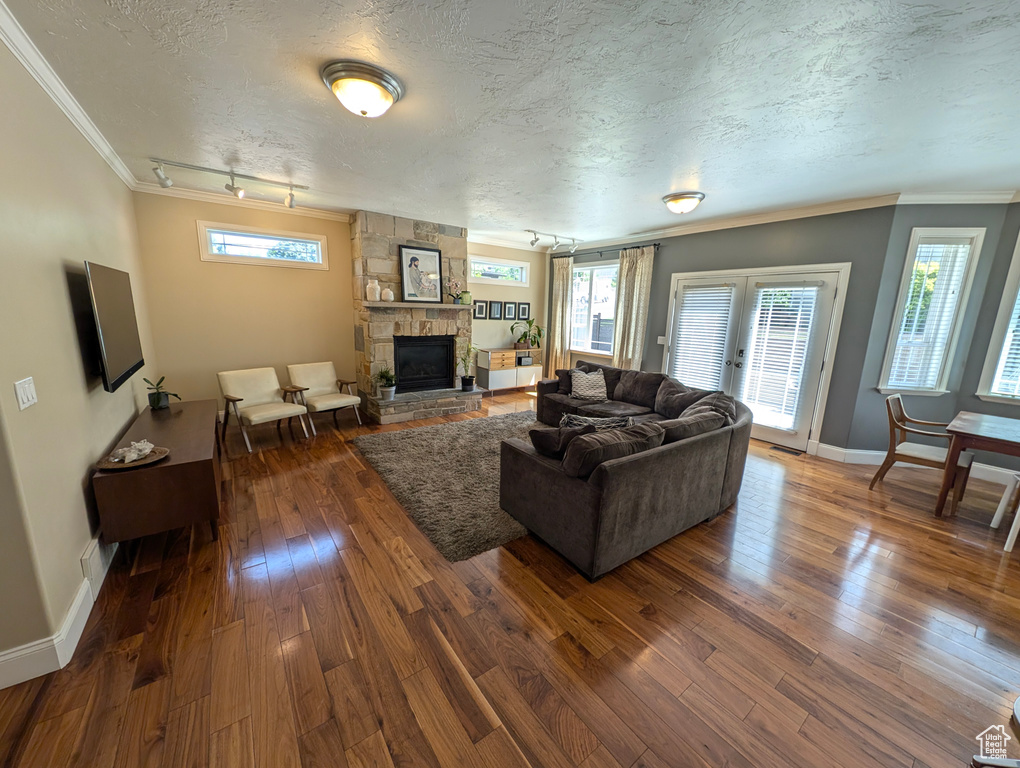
[366,279,381,302]
[381,288,394,302]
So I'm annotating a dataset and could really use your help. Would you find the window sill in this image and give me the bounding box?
[975,392,1020,405]
[571,350,614,359]
[876,388,950,397]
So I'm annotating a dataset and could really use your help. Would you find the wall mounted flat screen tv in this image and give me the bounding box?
[84,261,144,392]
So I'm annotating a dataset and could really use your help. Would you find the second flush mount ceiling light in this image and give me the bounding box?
[321,60,405,118]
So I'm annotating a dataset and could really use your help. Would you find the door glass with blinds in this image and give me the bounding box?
[880,229,984,392]
[664,271,838,451]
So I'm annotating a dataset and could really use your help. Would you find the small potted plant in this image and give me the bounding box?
[376,367,397,400]
[143,376,181,410]
[458,344,478,391]
[510,318,544,349]
[445,278,463,304]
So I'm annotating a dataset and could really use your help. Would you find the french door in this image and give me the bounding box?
[663,270,840,451]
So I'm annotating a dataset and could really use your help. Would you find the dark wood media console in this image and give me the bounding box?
[93,399,221,542]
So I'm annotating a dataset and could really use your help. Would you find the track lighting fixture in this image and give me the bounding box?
[662,191,705,214]
[524,230,584,252]
[151,163,173,188]
[225,174,245,199]
[149,158,308,207]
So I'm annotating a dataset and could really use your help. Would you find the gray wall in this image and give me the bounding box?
[564,201,1020,464]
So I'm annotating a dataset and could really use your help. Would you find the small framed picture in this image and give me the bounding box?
[473,299,487,319]
[517,302,531,321]
[398,245,443,303]
[488,300,503,321]
[504,301,517,321]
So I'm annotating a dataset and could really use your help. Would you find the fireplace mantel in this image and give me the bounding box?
[362,301,473,310]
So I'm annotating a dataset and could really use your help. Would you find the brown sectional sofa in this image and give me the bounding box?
[501,360,751,580]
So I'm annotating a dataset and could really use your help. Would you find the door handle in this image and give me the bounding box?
[734,362,743,368]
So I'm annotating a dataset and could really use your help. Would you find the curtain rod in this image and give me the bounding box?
[550,242,660,260]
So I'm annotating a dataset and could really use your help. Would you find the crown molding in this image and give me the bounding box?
[133,183,353,222]
[0,0,135,188]
[896,191,1018,205]
[466,234,545,253]
[571,194,901,254]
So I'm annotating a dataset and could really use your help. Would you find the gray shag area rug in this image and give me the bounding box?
[353,411,537,561]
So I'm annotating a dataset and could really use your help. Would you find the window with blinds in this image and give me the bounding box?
[880,229,984,392]
[739,285,818,431]
[668,283,735,390]
[979,234,1020,400]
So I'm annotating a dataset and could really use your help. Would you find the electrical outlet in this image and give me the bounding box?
[14,377,37,410]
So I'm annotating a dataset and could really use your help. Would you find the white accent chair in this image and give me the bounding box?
[217,367,309,453]
[286,362,362,434]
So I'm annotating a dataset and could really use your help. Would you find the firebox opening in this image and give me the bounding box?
[393,335,456,392]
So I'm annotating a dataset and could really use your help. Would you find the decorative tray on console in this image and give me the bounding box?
[95,446,170,471]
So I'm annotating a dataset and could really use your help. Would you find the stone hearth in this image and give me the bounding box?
[350,211,479,423]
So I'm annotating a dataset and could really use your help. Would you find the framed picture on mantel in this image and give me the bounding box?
[398,245,443,303]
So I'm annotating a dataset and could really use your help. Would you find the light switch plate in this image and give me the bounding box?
[14,377,37,410]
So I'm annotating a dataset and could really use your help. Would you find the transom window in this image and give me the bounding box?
[197,221,328,270]
[571,263,619,355]
[467,255,529,287]
[879,228,984,393]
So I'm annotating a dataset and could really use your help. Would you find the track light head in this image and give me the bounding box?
[285,188,296,208]
[551,237,560,251]
[528,231,540,247]
[225,174,245,199]
[570,240,578,254]
[152,163,173,188]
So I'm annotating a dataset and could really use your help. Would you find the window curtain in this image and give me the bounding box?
[546,256,574,376]
[612,245,655,369]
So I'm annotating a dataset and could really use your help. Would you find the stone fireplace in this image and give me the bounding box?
[350,211,481,423]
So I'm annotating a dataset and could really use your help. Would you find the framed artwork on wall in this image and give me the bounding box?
[517,302,531,320]
[473,300,488,319]
[398,245,443,303]
[504,301,517,321]
[488,300,503,321]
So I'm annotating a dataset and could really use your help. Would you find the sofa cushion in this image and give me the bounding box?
[654,377,715,419]
[554,368,573,394]
[577,361,625,399]
[577,400,652,419]
[545,392,592,412]
[681,391,737,424]
[562,423,665,478]
[570,369,608,401]
[658,412,726,444]
[560,413,634,431]
[528,425,597,459]
[613,370,666,408]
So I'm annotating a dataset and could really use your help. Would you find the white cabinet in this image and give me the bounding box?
[476,348,544,392]
[478,367,517,391]
[516,365,543,387]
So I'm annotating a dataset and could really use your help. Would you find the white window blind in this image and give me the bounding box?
[669,283,734,390]
[739,285,818,431]
[882,235,978,391]
[990,291,1020,397]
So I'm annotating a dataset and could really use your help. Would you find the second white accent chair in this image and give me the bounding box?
[286,361,362,434]
[217,367,309,453]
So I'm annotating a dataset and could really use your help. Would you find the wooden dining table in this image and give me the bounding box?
[934,410,1020,516]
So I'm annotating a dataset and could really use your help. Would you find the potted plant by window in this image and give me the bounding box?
[376,367,397,400]
[510,318,544,350]
[458,344,478,391]
[143,376,181,410]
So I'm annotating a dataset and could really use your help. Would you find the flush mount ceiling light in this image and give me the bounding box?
[225,174,245,199]
[662,191,705,214]
[321,60,404,118]
[151,163,173,188]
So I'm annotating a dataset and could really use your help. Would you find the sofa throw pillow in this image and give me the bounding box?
[654,377,714,419]
[658,412,726,444]
[577,361,624,399]
[559,413,633,431]
[681,391,737,424]
[570,368,608,401]
[562,422,665,478]
[555,368,573,394]
[613,369,666,408]
[528,425,597,459]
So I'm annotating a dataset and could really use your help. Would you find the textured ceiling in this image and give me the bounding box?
[9,0,1020,245]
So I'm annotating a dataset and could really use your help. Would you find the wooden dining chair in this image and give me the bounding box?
[869,394,974,515]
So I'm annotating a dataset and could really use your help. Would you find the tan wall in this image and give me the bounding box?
[132,194,353,402]
[467,243,548,359]
[0,42,158,647]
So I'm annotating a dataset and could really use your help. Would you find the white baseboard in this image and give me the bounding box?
[0,579,93,689]
[814,443,1017,486]
[81,536,118,601]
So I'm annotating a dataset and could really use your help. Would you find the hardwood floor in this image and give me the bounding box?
[3,391,1020,767]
